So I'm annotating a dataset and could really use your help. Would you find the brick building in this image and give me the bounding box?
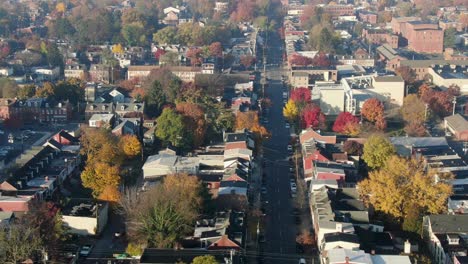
[322,4,354,17]
[405,22,444,53]
[0,98,72,125]
[358,11,377,24]
[362,28,399,48]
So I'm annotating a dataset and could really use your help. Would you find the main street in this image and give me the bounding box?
[258,32,311,263]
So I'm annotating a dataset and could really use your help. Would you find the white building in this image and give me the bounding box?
[142,153,199,179]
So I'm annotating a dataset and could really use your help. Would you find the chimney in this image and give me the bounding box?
[45,176,49,182]
[371,250,375,255]
[345,256,350,264]
[404,240,411,254]
[336,223,343,232]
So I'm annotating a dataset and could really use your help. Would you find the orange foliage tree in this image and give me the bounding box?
[120,135,142,158]
[176,102,207,148]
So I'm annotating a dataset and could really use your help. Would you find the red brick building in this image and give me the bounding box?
[405,22,444,53]
[322,4,354,17]
[358,11,378,24]
[362,28,399,48]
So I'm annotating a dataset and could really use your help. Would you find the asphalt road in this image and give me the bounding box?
[259,33,310,264]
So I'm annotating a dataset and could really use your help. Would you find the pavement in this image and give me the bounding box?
[256,32,317,264]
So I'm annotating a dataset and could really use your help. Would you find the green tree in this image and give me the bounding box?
[362,134,395,170]
[159,51,179,66]
[192,255,219,264]
[48,17,75,39]
[122,23,146,46]
[0,222,43,263]
[145,80,166,117]
[444,28,457,48]
[135,174,203,247]
[153,26,178,44]
[54,80,84,105]
[156,108,192,149]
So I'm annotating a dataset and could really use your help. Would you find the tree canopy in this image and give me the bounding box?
[358,155,452,222]
[156,107,193,149]
[362,134,395,170]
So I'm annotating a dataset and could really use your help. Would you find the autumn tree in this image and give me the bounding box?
[418,83,454,117]
[156,108,193,149]
[176,102,207,148]
[290,87,311,104]
[186,47,204,66]
[240,55,256,68]
[230,0,255,22]
[283,99,299,123]
[152,26,179,44]
[333,112,359,134]
[112,43,124,54]
[81,162,120,198]
[362,134,395,170]
[236,111,269,139]
[401,94,426,124]
[80,128,122,166]
[361,98,386,130]
[35,82,55,98]
[208,42,223,57]
[17,84,36,99]
[343,140,363,156]
[0,77,18,98]
[301,103,325,129]
[192,255,219,264]
[120,135,142,158]
[395,66,416,85]
[288,54,313,66]
[358,155,452,223]
[311,52,332,67]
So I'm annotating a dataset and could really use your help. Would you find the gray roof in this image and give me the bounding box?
[390,137,448,148]
[427,215,468,233]
[376,44,398,60]
[373,76,403,82]
[89,113,114,122]
[445,114,468,132]
[323,232,360,244]
[400,60,468,68]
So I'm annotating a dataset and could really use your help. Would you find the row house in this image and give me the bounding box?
[64,64,87,79]
[85,101,144,120]
[0,98,72,124]
[362,28,399,49]
[89,64,121,84]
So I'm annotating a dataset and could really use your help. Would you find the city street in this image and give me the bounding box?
[258,33,314,263]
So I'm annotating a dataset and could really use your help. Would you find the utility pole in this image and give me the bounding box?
[424,103,429,121]
[452,96,457,115]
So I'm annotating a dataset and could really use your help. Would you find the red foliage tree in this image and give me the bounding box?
[419,83,454,117]
[361,98,384,123]
[230,0,255,22]
[395,66,416,84]
[240,55,256,68]
[0,43,10,59]
[290,87,311,103]
[302,103,325,129]
[300,4,316,25]
[288,54,313,66]
[312,52,332,68]
[154,49,166,60]
[176,102,207,148]
[209,42,223,57]
[333,112,359,133]
[419,83,433,103]
[186,47,204,66]
[447,84,461,97]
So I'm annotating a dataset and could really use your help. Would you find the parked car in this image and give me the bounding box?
[259,234,266,243]
[285,122,290,129]
[287,145,293,151]
[299,258,306,264]
[261,186,267,195]
[79,245,93,257]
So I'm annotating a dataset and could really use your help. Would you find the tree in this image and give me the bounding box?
[98,185,121,202]
[80,128,122,166]
[404,121,426,137]
[288,54,313,66]
[230,0,255,22]
[447,84,461,97]
[290,87,311,104]
[46,42,64,69]
[17,85,36,99]
[209,42,223,58]
[81,162,121,198]
[176,102,207,148]
[401,94,426,124]
[283,99,299,123]
[156,108,192,149]
[0,222,42,263]
[53,79,84,105]
[192,255,219,264]
[134,174,203,247]
[186,47,204,66]
[361,98,385,123]
[311,52,332,67]
[358,155,452,223]
[154,49,166,60]
[240,55,256,68]
[235,111,270,140]
[112,43,125,54]
[145,81,166,117]
[444,28,457,48]
[343,140,363,156]
[159,51,179,66]
[142,68,182,104]
[153,26,179,44]
[395,66,416,85]
[333,112,359,134]
[0,77,18,98]
[302,103,325,129]
[55,2,66,13]
[122,23,146,46]
[35,82,55,98]
[120,135,142,158]
[362,134,395,170]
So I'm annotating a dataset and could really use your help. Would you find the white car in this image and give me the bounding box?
[285,123,290,129]
[299,258,306,264]
[290,183,297,192]
[287,145,293,151]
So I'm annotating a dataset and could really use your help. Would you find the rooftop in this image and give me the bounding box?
[427,214,468,233]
